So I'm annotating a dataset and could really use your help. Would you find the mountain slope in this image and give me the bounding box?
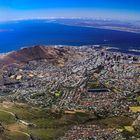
[0,45,79,68]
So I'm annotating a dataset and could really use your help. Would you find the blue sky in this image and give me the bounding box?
[0,0,140,21]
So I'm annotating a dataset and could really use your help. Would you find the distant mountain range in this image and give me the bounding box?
[2,18,140,34]
[52,18,140,33]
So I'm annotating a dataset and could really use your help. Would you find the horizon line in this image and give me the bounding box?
[0,17,140,23]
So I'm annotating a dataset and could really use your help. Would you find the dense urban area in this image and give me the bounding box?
[0,45,140,140]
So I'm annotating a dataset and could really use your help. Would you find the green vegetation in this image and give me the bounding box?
[129,106,140,113]
[29,128,67,140]
[0,102,138,140]
[54,90,61,97]
[87,81,104,89]
[4,131,29,140]
[92,116,134,129]
[136,96,140,101]
[121,125,140,140]
[3,104,49,120]
[32,117,71,128]
[124,126,134,132]
[0,110,16,124]
[0,102,90,140]
[121,130,134,140]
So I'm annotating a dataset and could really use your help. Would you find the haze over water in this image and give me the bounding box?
[0,20,140,54]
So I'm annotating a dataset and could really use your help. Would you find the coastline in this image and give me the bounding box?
[0,45,140,57]
[54,22,140,34]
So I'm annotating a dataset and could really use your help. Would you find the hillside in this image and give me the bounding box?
[0,45,81,68]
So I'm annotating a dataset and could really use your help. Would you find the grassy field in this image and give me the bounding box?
[129,106,140,113]
[0,110,16,124]
[90,116,134,129]
[0,101,138,140]
[3,131,29,140]
[0,102,90,140]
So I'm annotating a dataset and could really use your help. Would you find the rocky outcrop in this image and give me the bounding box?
[0,45,81,68]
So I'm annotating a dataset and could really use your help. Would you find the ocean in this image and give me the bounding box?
[0,20,140,54]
